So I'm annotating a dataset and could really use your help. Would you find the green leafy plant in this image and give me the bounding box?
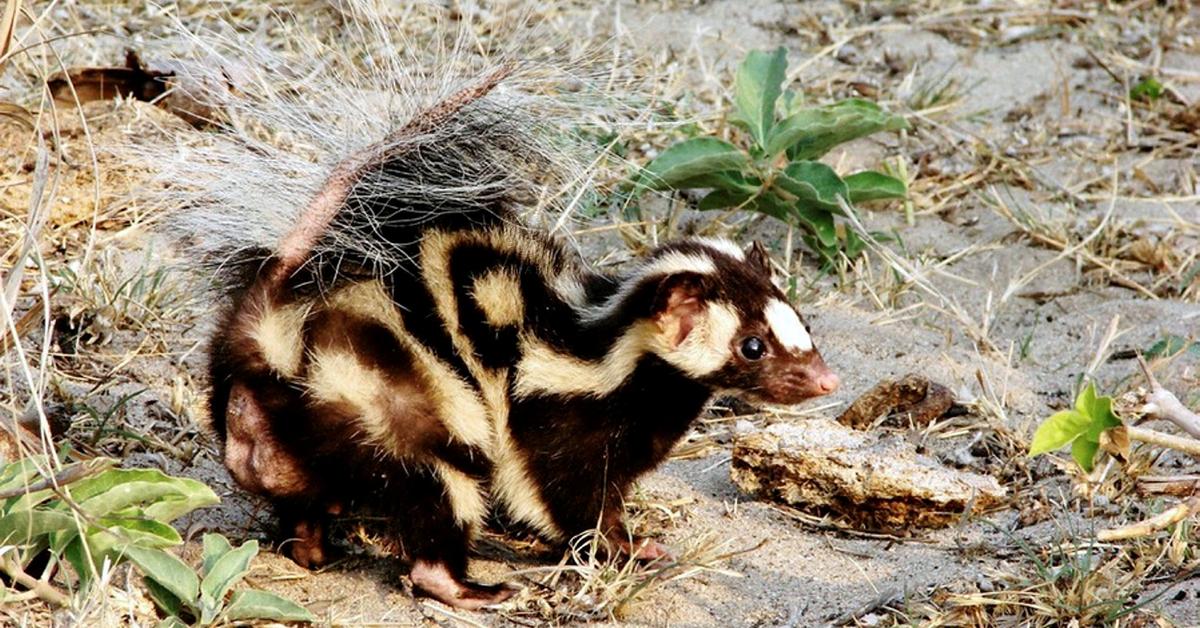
[126,533,315,626]
[0,455,218,593]
[637,47,910,264]
[1028,383,1123,472]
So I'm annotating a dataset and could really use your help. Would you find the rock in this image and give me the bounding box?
[731,419,1006,528]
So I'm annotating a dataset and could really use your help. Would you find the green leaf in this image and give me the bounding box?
[79,483,188,518]
[671,170,759,195]
[95,514,182,548]
[844,228,867,259]
[637,138,749,191]
[155,617,189,628]
[776,161,850,213]
[145,577,189,620]
[699,189,754,211]
[733,47,788,147]
[766,98,910,159]
[0,510,77,546]
[780,89,804,117]
[1028,410,1092,457]
[1071,437,1101,473]
[140,486,219,524]
[201,533,234,577]
[224,589,316,623]
[63,536,94,590]
[794,204,838,248]
[1029,383,1123,471]
[123,546,200,610]
[844,171,908,203]
[747,191,839,250]
[1075,383,1122,442]
[1074,383,1120,435]
[71,469,217,522]
[200,540,258,624]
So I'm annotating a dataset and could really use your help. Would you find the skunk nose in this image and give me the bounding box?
[815,372,840,394]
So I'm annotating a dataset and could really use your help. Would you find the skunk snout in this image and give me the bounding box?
[813,369,840,394]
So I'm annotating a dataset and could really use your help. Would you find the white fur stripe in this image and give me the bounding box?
[492,425,562,539]
[515,299,742,398]
[514,323,656,398]
[693,237,745,260]
[252,302,310,377]
[765,299,812,352]
[434,462,488,529]
[581,252,716,323]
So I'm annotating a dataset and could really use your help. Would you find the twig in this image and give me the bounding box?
[1096,496,1200,542]
[1137,354,1200,439]
[1127,426,1200,458]
[828,587,903,626]
[1,555,69,607]
[0,458,113,500]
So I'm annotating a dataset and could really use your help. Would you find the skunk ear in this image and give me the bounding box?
[746,241,772,275]
[652,273,706,348]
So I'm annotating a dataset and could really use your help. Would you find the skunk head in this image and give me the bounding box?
[643,238,839,405]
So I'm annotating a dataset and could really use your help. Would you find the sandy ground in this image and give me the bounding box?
[3,1,1199,626]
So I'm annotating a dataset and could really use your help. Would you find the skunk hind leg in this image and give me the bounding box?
[387,464,516,610]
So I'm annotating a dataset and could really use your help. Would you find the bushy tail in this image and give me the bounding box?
[127,0,613,295]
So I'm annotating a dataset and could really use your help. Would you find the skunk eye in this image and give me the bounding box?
[740,336,766,361]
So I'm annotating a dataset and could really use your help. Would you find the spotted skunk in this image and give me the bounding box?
[141,6,839,610]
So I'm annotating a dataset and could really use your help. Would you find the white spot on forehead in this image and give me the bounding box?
[692,237,745,261]
[765,299,812,352]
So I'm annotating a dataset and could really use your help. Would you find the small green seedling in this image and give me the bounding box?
[637,47,910,265]
[1129,76,1164,102]
[0,456,218,591]
[125,533,315,627]
[1029,383,1123,472]
[1145,334,1199,360]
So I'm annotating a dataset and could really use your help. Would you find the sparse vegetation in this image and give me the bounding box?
[637,47,909,266]
[0,455,216,605]
[1030,383,1122,472]
[126,533,315,626]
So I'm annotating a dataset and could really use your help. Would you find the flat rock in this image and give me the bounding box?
[731,420,1006,528]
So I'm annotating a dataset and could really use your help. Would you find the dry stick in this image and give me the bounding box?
[1137,354,1200,439]
[0,458,113,500]
[1,556,69,607]
[1096,496,1200,542]
[1127,426,1200,458]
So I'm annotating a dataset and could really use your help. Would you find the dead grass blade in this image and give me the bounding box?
[0,0,20,67]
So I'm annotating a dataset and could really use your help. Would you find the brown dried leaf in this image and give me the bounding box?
[1099,425,1131,461]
